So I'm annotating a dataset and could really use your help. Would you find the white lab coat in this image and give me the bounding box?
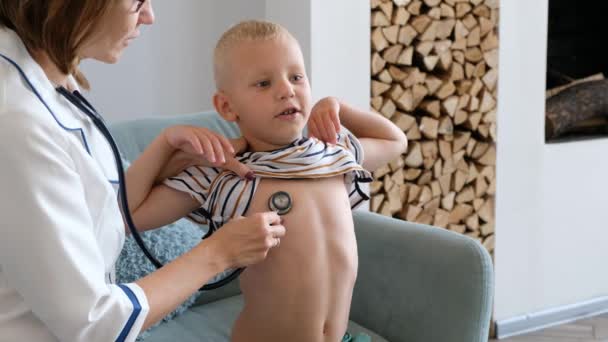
[0,28,149,341]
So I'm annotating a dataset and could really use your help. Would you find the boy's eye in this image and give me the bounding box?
[291,75,304,82]
[255,80,271,88]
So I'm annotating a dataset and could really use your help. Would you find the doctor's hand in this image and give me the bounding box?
[208,212,286,269]
[159,126,252,180]
[308,96,341,145]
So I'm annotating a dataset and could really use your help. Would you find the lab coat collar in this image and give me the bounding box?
[0,27,119,185]
[0,27,93,135]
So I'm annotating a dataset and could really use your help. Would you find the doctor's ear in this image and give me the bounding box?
[213,92,238,122]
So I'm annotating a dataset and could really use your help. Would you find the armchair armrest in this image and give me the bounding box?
[350,211,493,342]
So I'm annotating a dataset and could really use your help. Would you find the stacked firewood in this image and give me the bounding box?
[369,0,498,255]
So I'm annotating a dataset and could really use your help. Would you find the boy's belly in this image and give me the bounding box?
[233,176,358,342]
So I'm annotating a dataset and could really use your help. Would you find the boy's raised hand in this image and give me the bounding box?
[160,126,252,180]
[308,96,341,145]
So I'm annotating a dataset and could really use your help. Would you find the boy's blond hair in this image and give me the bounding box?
[213,20,293,88]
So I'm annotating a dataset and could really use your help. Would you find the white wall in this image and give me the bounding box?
[495,0,608,322]
[81,0,265,122]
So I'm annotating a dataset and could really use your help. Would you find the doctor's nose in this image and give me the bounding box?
[138,1,155,25]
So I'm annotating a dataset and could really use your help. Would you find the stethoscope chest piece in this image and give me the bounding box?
[268,191,292,215]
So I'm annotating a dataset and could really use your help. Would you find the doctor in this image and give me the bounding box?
[0,1,286,341]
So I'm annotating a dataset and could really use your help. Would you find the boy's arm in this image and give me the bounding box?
[125,127,249,233]
[130,184,201,232]
[310,97,408,171]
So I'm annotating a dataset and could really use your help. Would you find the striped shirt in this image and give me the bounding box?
[164,132,372,231]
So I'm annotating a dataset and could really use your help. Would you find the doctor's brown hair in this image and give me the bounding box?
[0,0,115,89]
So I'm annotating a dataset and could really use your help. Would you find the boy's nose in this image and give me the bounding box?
[277,81,295,100]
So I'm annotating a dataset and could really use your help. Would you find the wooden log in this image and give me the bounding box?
[415,40,435,56]
[373,164,391,178]
[371,96,383,111]
[419,21,440,42]
[462,14,478,30]
[420,117,439,139]
[383,44,404,64]
[453,169,468,192]
[372,80,391,97]
[423,0,441,6]
[442,192,456,211]
[406,123,422,140]
[372,11,391,27]
[372,27,389,51]
[466,213,480,231]
[371,193,385,212]
[437,19,456,39]
[474,61,487,78]
[467,26,481,47]
[433,209,450,228]
[448,204,473,224]
[455,2,472,18]
[417,171,433,185]
[545,79,608,139]
[454,20,469,39]
[420,100,441,118]
[380,98,396,118]
[411,15,432,34]
[404,168,422,181]
[398,25,418,46]
[473,4,491,19]
[391,112,416,131]
[407,0,422,15]
[465,47,483,63]
[546,73,604,99]
[371,53,386,76]
[438,116,454,135]
[397,46,415,65]
[483,49,498,69]
[428,7,441,20]
[440,4,456,18]
[483,234,495,253]
[404,142,423,167]
[479,16,494,37]
[408,184,422,204]
[393,6,411,25]
[393,0,412,6]
[441,95,459,117]
[436,81,456,99]
[480,222,495,236]
[449,224,466,234]
[370,180,382,195]
[481,31,498,52]
[425,76,444,95]
[478,198,494,223]
[438,51,453,70]
[377,69,393,84]
[379,1,394,19]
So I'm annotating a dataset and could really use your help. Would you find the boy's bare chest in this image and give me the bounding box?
[244,176,350,219]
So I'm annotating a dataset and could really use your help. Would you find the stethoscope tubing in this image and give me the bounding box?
[55,86,243,291]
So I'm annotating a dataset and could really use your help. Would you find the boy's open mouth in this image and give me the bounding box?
[276,107,300,117]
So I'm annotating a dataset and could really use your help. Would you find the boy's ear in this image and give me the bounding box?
[213,91,238,122]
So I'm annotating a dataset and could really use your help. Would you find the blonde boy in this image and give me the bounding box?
[133,20,407,342]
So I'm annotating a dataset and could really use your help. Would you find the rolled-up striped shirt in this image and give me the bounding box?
[163,131,372,229]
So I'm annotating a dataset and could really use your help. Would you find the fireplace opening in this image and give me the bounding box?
[545,1,608,143]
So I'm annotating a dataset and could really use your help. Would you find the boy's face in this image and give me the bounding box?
[217,34,312,152]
